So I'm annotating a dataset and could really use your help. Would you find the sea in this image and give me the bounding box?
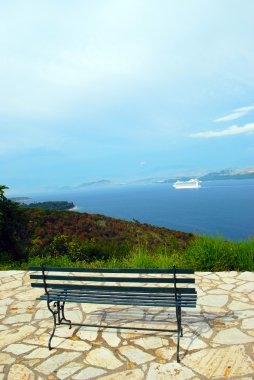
[25,179,254,242]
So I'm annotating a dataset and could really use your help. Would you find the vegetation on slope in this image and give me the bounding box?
[26,207,191,254]
[0,186,253,271]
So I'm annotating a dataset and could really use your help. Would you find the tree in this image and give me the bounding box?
[0,186,30,261]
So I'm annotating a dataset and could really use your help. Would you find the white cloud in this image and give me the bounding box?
[236,105,254,113]
[215,105,254,122]
[190,123,254,138]
[214,111,248,122]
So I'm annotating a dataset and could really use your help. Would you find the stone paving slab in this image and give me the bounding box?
[0,271,254,379]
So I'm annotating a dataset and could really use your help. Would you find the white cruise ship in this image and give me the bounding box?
[172,178,201,189]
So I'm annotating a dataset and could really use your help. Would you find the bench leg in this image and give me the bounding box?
[178,306,183,337]
[47,301,59,350]
[175,306,182,363]
[176,330,181,363]
[60,301,72,329]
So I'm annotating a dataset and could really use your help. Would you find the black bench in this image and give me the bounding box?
[29,265,197,362]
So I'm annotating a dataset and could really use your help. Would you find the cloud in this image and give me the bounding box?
[214,111,248,122]
[214,105,254,122]
[236,105,254,113]
[190,123,254,138]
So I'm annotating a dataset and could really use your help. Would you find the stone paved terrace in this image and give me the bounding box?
[0,271,254,380]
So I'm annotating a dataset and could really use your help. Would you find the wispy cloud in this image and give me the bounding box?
[190,123,254,138]
[236,105,254,113]
[214,105,254,122]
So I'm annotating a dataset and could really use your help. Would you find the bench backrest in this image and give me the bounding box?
[29,266,196,296]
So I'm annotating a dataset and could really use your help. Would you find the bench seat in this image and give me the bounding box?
[37,287,197,307]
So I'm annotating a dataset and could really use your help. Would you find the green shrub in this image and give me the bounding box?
[48,234,69,259]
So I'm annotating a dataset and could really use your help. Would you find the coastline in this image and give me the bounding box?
[68,205,78,211]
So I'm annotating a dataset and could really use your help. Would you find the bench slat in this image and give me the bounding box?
[30,274,195,284]
[42,293,196,303]
[29,266,194,274]
[40,292,197,301]
[31,282,196,294]
[46,290,197,299]
[38,295,196,307]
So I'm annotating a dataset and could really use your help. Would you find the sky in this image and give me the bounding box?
[1,0,254,194]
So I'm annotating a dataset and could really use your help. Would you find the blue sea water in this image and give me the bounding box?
[26,179,254,242]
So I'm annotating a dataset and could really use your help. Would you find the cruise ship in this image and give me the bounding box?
[172,178,201,189]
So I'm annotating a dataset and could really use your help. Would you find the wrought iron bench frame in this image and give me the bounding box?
[29,265,197,362]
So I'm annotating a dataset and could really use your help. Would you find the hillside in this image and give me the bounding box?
[26,208,193,258]
[1,202,253,272]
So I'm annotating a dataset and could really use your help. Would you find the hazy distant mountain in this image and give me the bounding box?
[199,168,254,181]
[159,167,254,183]
[132,177,168,184]
[76,178,168,188]
[76,180,112,188]
[59,167,254,191]
[162,177,191,184]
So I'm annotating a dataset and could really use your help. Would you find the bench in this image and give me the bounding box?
[29,265,197,362]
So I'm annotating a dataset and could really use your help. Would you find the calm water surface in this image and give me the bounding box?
[27,179,254,241]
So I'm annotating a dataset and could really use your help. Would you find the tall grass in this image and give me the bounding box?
[184,235,254,271]
[234,239,254,271]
